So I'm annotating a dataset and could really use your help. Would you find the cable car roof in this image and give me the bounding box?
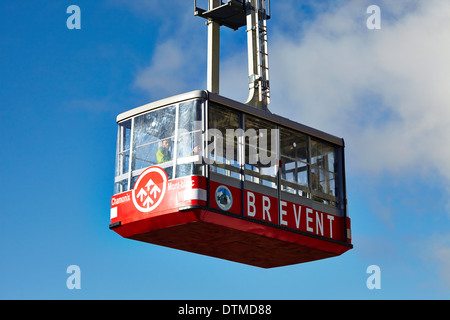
[116,90,344,147]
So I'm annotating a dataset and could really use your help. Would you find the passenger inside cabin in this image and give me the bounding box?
[311,172,324,202]
[157,138,173,178]
[191,144,202,175]
[311,172,322,192]
[157,138,172,164]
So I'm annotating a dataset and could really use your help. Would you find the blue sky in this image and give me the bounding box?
[1,0,449,299]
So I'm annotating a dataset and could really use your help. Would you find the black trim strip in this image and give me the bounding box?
[109,221,122,229]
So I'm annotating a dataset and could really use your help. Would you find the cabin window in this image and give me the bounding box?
[208,103,241,179]
[133,105,176,181]
[280,127,308,195]
[279,128,338,207]
[114,99,206,193]
[244,115,277,189]
[176,99,204,178]
[310,139,337,206]
[114,119,131,194]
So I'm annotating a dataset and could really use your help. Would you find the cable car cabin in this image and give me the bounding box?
[110,90,352,268]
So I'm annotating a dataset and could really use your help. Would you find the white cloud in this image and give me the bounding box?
[110,0,206,99]
[220,49,248,102]
[418,233,450,289]
[434,243,450,289]
[124,0,450,182]
[133,38,205,98]
[128,0,450,194]
[268,0,450,184]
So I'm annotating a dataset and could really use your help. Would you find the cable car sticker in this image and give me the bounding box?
[111,175,208,226]
[245,189,345,240]
[215,185,233,211]
[132,166,168,213]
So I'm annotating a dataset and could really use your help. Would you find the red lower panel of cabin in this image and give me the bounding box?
[110,168,352,268]
[112,208,351,268]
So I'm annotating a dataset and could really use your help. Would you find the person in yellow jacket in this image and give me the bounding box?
[156,138,172,164]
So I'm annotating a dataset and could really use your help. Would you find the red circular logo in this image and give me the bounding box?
[132,166,168,213]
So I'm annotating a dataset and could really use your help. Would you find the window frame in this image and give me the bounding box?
[114,98,206,192]
[206,102,341,209]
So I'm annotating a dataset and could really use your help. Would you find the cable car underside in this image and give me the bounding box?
[113,206,350,268]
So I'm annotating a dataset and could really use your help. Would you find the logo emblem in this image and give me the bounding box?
[215,185,233,211]
[132,166,168,213]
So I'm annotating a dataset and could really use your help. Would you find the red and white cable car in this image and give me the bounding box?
[110,1,352,268]
[110,90,352,268]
